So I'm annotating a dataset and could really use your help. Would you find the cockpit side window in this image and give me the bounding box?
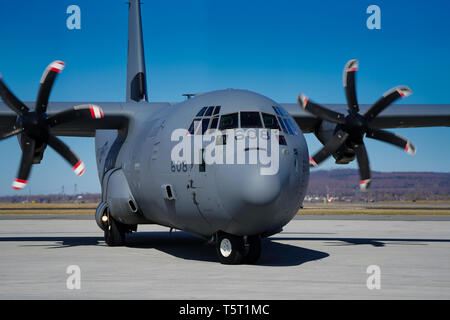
[283,118,293,135]
[201,118,210,134]
[272,106,282,116]
[196,107,207,117]
[188,106,222,135]
[272,105,297,135]
[205,106,215,117]
[188,118,202,135]
[219,113,239,130]
[275,105,288,117]
[287,118,298,135]
[240,111,263,128]
[277,116,287,133]
[210,117,219,130]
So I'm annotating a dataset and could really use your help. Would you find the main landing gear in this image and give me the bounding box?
[215,232,261,265]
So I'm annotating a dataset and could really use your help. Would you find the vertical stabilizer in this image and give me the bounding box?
[126,0,148,102]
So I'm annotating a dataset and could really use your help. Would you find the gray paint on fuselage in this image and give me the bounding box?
[101,89,309,238]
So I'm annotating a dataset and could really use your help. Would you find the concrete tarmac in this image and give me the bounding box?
[0,217,449,299]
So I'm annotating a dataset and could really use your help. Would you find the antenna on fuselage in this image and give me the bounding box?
[126,0,148,103]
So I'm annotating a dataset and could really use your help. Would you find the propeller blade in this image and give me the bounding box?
[343,59,359,114]
[0,74,29,116]
[1,60,101,190]
[46,134,85,176]
[47,104,104,128]
[35,61,65,114]
[309,129,349,167]
[12,135,35,190]
[351,141,371,190]
[298,94,346,124]
[366,127,416,155]
[364,86,412,122]
[0,127,24,141]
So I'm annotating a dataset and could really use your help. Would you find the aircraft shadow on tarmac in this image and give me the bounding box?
[0,232,329,266]
[2,236,102,248]
[125,232,330,267]
[2,232,450,266]
[271,235,445,247]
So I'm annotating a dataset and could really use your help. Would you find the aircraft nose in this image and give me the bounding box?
[214,163,288,236]
[241,169,281,206]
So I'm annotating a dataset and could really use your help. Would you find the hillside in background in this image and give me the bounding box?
[0,170,449,203]
[307,169,450,201]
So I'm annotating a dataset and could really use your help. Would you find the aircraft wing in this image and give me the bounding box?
[0,101,130,137]
[3,101,450,136]
[282,103,450,133]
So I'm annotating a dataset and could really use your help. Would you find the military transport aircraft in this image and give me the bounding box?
[1,1,449,264]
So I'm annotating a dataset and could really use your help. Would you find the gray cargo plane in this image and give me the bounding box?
[1,1,449,264]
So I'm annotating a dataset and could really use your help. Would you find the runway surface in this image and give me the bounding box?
[1,216,450,299]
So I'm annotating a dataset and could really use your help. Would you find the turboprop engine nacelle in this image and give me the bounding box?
[314,120,356,164]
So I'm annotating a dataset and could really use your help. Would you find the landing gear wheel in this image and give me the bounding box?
[245,235,261,264]
[104,214,126,246]
[216,232,245,265]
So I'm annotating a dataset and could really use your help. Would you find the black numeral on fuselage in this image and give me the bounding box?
[171,161,188,173]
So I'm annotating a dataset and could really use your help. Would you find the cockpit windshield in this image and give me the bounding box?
[219,113,239,130]
[261,113,280,130]
[240,112,263,128]
[188,106,295,135]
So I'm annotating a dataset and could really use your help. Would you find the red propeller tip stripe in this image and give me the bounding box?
[89,105,104,119]
[309,157,318,167]
[404,141,416,155]
[298,95,309,109]
[345,60,359,73]
[49,61,65,73]
[359,179,371,190]
[73,161,85,176]
[12,178,27,190]
[395,87,412,98]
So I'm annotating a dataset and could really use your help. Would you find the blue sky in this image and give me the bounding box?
[0,0,449,195]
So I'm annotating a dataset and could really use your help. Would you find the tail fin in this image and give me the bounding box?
[126,0,148,102]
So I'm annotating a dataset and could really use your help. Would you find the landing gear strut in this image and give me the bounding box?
[244,235,261,264]
[215,232,261,265]
[104,212,127,246]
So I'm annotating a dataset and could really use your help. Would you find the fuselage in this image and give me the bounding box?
[95,89,310,238]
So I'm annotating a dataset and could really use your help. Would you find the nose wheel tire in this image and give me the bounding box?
[104,214,126,246]
[216,233,245,265]
[244,235,261,264]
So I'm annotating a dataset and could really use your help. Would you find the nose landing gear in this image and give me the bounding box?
[244,235,262,264]
[215,232,261,265]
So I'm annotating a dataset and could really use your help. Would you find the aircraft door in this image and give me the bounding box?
[187,147,219,227]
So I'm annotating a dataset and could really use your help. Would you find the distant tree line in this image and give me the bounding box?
[0,193,101,203]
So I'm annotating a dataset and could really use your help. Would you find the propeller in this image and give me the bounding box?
[298,59,416,190]
[0,61,104,190]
